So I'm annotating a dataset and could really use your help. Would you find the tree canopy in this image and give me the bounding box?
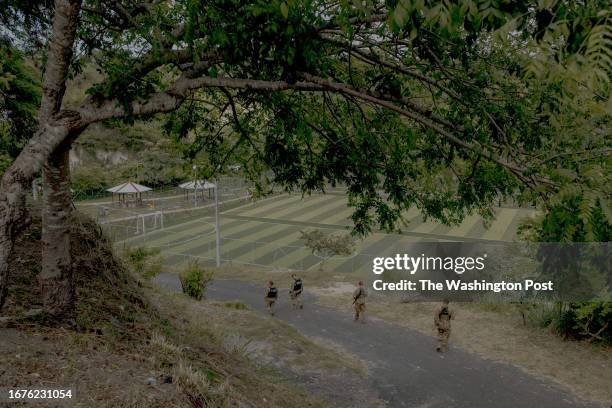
[0,0,609,316]
[0,0,608,234]
[0,40,40,172]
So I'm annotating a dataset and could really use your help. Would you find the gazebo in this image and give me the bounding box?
[107,181,152,207]
[179,180,216,201]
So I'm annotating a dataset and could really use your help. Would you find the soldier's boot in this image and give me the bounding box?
[436,328,445,351]
[439,334,449,352]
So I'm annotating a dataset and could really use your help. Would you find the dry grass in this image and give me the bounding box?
[0,327,190,407]
[314,288,612,406]
[146,293,330,407]
[146,287,383,407]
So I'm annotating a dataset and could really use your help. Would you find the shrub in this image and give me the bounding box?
[300,229,354,269]
[123,246,163,280]
[555,302,612,344]
[521,302,557,328]
[520,302,611,344]
[179,260,213,300]
[552,307,580,339]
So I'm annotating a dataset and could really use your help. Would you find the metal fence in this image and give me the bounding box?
[98,177,255,242]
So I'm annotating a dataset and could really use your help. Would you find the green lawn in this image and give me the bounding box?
[115,192,537,274]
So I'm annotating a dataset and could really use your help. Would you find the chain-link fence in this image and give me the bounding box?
[91,176,255,241]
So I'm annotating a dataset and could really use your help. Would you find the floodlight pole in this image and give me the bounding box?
[214,178,221,267]
[192,164,198,207]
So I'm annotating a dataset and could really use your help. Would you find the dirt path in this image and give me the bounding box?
[154,273,598,408]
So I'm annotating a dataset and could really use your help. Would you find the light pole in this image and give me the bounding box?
[192,164,198,207]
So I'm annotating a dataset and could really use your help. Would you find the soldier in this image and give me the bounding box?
[352,281,367,322]
[289,274,303,309]
[434,298,454,352]
[265,280,278,316]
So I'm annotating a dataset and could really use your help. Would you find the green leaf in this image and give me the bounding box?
[280,2,289,19]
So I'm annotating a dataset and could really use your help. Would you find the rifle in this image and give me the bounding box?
[352,288,363,305]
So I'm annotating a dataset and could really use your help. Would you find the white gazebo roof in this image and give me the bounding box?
[107,181,152,194]
[178,180,216,190]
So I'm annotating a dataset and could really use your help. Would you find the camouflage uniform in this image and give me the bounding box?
[353,286,367,322]
[290,278,303,309]
[265,286,278,315]
[434,303,454,352]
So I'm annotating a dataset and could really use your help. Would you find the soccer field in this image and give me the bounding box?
[120,192,536,274]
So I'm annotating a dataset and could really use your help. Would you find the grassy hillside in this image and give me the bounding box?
[0,213,351,407]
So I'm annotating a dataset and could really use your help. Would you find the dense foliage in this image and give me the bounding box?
[0,40,40,173]
[153,1,610,236]
[2,0,609,237]
[0,0,609,328]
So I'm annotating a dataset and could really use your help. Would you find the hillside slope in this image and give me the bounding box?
[0,213,331,407]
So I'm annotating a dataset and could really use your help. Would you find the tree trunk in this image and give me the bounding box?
[0,113,82,312]
[37,0,81,318]
[0,181,28,310]
[39,143,74,317]
[0,0,82,313]
[0,117,79,309]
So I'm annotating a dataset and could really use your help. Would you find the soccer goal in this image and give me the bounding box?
[135,211,165,234]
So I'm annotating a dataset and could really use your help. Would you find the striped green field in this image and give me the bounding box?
[120,192,537,273]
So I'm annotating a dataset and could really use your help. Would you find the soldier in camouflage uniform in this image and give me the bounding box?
[352,281,367,322]
[434,299,454,352]
[289,274,303,309]
[265,280,278,316]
